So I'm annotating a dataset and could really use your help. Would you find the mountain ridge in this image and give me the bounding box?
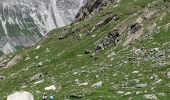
[0,0,86,55]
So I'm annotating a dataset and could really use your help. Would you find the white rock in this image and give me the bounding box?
[152,48,159,52]
[75,79,80,84]
[21,85,27,88]
[136,17,143,23]
[124,92,132,96]
[132,79,140,83]
[25,57,30,61]
[133,48,142,56]
[96,75,99,78]
[36,45,41,50]
[73,72,78,75]
[167,71,170,78]
[143,94,157,100]
[79,34,83,39]
[37,61,43,66]
[45,48,50,52]
[135,91,141,95]
[107,52,116,58]
[116,91,124,94]
[155,79,162,84]
[91,81,103,88]
[34,79,44,85]
[92,34,96,38]
[7,91,34,100]
[79,82,88,86]
[132,71,139,74]
[158,93,165,96]
[35,56,39,59]
[44,85,56,91]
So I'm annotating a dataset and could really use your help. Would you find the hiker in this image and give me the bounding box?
[49,95,54,100]
[43,93,48,100]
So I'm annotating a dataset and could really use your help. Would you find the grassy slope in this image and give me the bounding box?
[0,0,170,99]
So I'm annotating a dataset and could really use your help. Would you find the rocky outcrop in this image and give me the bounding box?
[30,73,44,81]
[91,14,119,32]
[58,28,73,39]
[0,0,85,35]
[123,23,143,46]
[74,0,119,22]
[95,29,120,52]
[58,26,90,39]
[5,55,21,68]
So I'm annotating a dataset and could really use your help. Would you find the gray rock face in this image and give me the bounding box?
[0,0,86,55]
[91,14,119,33]
[95,29,120,52]
[2,43,16,55]
[30,73,44,81]
[75,0,117,22]
[135,83,147,88]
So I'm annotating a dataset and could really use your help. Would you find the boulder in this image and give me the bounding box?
[91,81,103,88]
[70,93,85,98]
[91,14,119,32]
[7,91,34,100]
[37,62,43,67]
[35,45,41,50]
[69,90,86,98]
[96,15,119,28]
[79,82,89,86]
[30,73,44,81]
[167,71,170,78]
[44,85,56,91]
[0,76,5,80]
[85,49,92,54]
[143,94,157,100]
[135,83,147,88]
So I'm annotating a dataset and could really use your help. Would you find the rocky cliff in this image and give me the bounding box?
[0,0,86,55]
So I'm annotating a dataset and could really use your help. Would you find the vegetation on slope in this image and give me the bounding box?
[0,0,170,99]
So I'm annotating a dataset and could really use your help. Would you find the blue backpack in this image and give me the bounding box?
[49,96,54,100]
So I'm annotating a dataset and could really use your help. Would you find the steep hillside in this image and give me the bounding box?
[0,0,170,99]
[0,0,85,55]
